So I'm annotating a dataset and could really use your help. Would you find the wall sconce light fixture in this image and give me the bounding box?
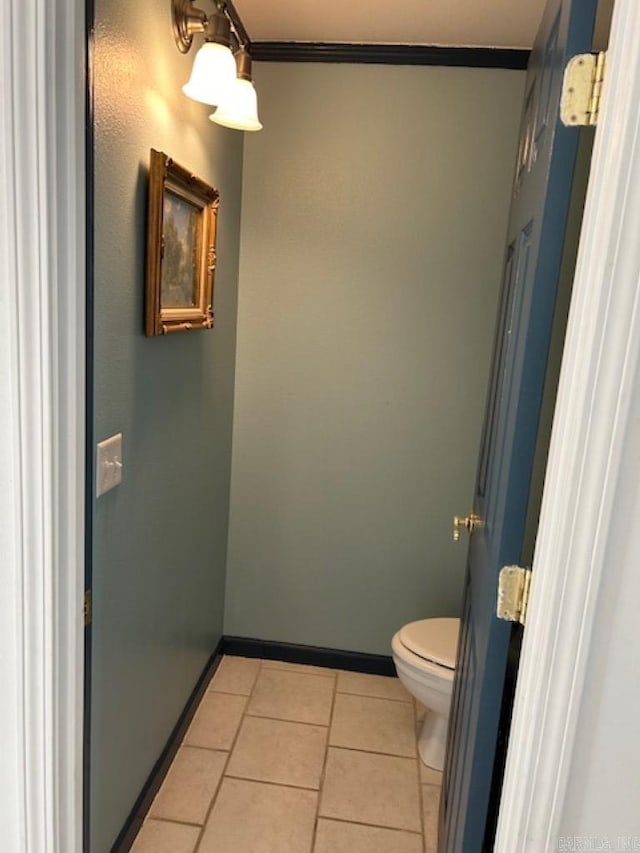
[172,0,262,131]
[210,47,263,132]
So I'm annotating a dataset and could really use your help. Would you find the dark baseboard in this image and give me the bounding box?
[223,635,397,676]
[250,42,530,70]
[110,638,224,853]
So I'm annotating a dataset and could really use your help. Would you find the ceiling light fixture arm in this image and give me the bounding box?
[221,0,251,50]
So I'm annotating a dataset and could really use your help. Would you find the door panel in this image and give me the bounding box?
[440,0,598,849]
[533,12,561,161]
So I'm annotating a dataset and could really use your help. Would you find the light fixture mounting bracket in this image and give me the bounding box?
[172,0,207,53]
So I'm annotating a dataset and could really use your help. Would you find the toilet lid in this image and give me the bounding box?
[399,618,460,669]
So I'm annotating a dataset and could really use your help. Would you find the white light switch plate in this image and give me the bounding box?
[96,433,123,497]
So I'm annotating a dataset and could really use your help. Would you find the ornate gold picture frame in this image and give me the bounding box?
[145,149,219,336]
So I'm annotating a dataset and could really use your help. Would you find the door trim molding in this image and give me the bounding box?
[496,0,640,847]
[0,0,85,849]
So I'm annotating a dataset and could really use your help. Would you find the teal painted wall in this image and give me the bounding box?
[91,0,242,848]
[225,62,525,655]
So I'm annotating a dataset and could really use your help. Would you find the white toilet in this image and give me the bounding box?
[391,617,460,772]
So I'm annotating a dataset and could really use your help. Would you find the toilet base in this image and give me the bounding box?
[418,709,449,772]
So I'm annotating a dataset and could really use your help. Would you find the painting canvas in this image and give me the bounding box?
[160,190,199,309]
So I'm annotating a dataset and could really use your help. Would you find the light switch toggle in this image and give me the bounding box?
[96,432,123,497]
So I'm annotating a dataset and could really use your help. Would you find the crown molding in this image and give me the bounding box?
[249,41,529,68]
[223,3,529,68]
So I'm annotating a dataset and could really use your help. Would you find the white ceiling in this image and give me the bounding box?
[233,0,549,49]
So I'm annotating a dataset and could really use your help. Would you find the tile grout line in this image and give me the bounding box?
[262,663,336,678]
[326,740,417,759]
[413,697,429,848]
[255,666,339,685]
[135,657,432,851]
[334,690,413,705]
[222,774,321,793]
[418,785,427,851]
[328,743,421,761]
[209,674,386,700]
[199,661,422,849]
[317,814,425,837]
[192,656,261,853]
[210,676,412,707]
[311,661,339,852]
[144,816,203,829]
[207,687,261,697]
[184,710,332,732]
[177,744,230,756]
[244,710,331,728]
[319,737,425,841]
[133,664,241,845]
[191,656,339,850]
[422,781,443,853]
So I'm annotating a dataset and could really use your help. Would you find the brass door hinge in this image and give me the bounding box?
[84,589,92,626]
[560,51,607,127]
[496,566,532,626]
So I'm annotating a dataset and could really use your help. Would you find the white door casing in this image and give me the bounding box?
[496,0,640,847]
[0,0,85,850]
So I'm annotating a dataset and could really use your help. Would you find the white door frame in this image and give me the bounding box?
[1,0,639,848]
[0,0,85,849]
[496,0,640,847]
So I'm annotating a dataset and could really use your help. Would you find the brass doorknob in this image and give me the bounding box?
[453,513,481,542]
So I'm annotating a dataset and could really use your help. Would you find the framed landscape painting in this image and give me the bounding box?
[145,149,219,336]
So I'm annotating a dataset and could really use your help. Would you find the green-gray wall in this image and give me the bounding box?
[224,62,525,655]
[91,0,242,848]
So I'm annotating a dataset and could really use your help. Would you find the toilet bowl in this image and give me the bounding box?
[391,617,460,771]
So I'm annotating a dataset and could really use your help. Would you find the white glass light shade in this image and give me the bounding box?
[182,42,237,106]
[209,78,263,131]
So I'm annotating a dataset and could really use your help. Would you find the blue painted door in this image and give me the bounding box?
[441,1,598,849]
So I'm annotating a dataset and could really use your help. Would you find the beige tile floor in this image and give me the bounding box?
[131,656,442,853]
